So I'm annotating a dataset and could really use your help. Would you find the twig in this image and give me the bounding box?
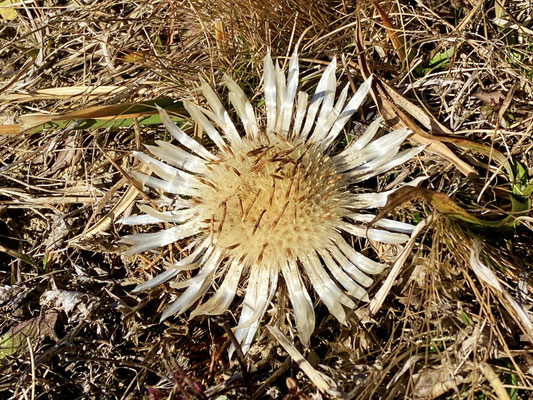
[217,317,250,384]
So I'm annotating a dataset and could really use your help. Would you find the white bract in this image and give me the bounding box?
[119,50,423,357]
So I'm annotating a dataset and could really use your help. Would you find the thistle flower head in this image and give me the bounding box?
[120,50,423,356]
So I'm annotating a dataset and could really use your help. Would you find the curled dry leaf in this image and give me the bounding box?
[473,90,505,106]
[39,290,95,322]
[373,185,524,230]
[412,365,464,399]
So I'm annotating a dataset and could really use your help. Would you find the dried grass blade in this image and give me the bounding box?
[377,78,451,135]
[77,163,151,239]
[0,244,39,268]
[11,98,186,132]
[0,86,133,103]
[479,362,512,400]
[470,239,533,342]
[354,13,476,177]
[267,326,346,398]
[369,215,432,315]
[370,1,405,63]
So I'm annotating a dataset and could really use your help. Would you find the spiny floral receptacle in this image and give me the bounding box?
[196,136,348,268]
[119,49,424,357]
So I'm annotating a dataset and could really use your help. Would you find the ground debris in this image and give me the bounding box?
[0,0,531,398]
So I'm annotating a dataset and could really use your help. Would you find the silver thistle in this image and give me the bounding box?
[119,50,423,357]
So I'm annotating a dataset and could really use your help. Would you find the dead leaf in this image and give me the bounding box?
[6,98,186,133]
[44,215,70,254]
[456,325,493,361]
[118,51,150,63]
[473,90,505,106]
[40,133,83,177]
[377,79,451,135]
[0,243,39,268]
[0,0,17,21]
[40,290,94,322]
[412,365,463,398]
[376,78,477,177]
[0,124,20,135]
[373,185,518,229]
[0,312,58,359]
[214,20,226,41]
[0,85,136,103]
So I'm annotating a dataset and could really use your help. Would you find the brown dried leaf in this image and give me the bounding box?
[375,78,477,177]
[373,185,519,229]
[412,365,463,398]
[40,290,95,322]
[0,312,58,359]
[473,90,505,106]
[44,215,69,253]
[43,134,83,177]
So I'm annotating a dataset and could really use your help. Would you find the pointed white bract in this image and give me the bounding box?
[263,51,277,134]
[119,50,421,356]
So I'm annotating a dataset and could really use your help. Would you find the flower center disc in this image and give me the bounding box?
[196,136,349,267]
